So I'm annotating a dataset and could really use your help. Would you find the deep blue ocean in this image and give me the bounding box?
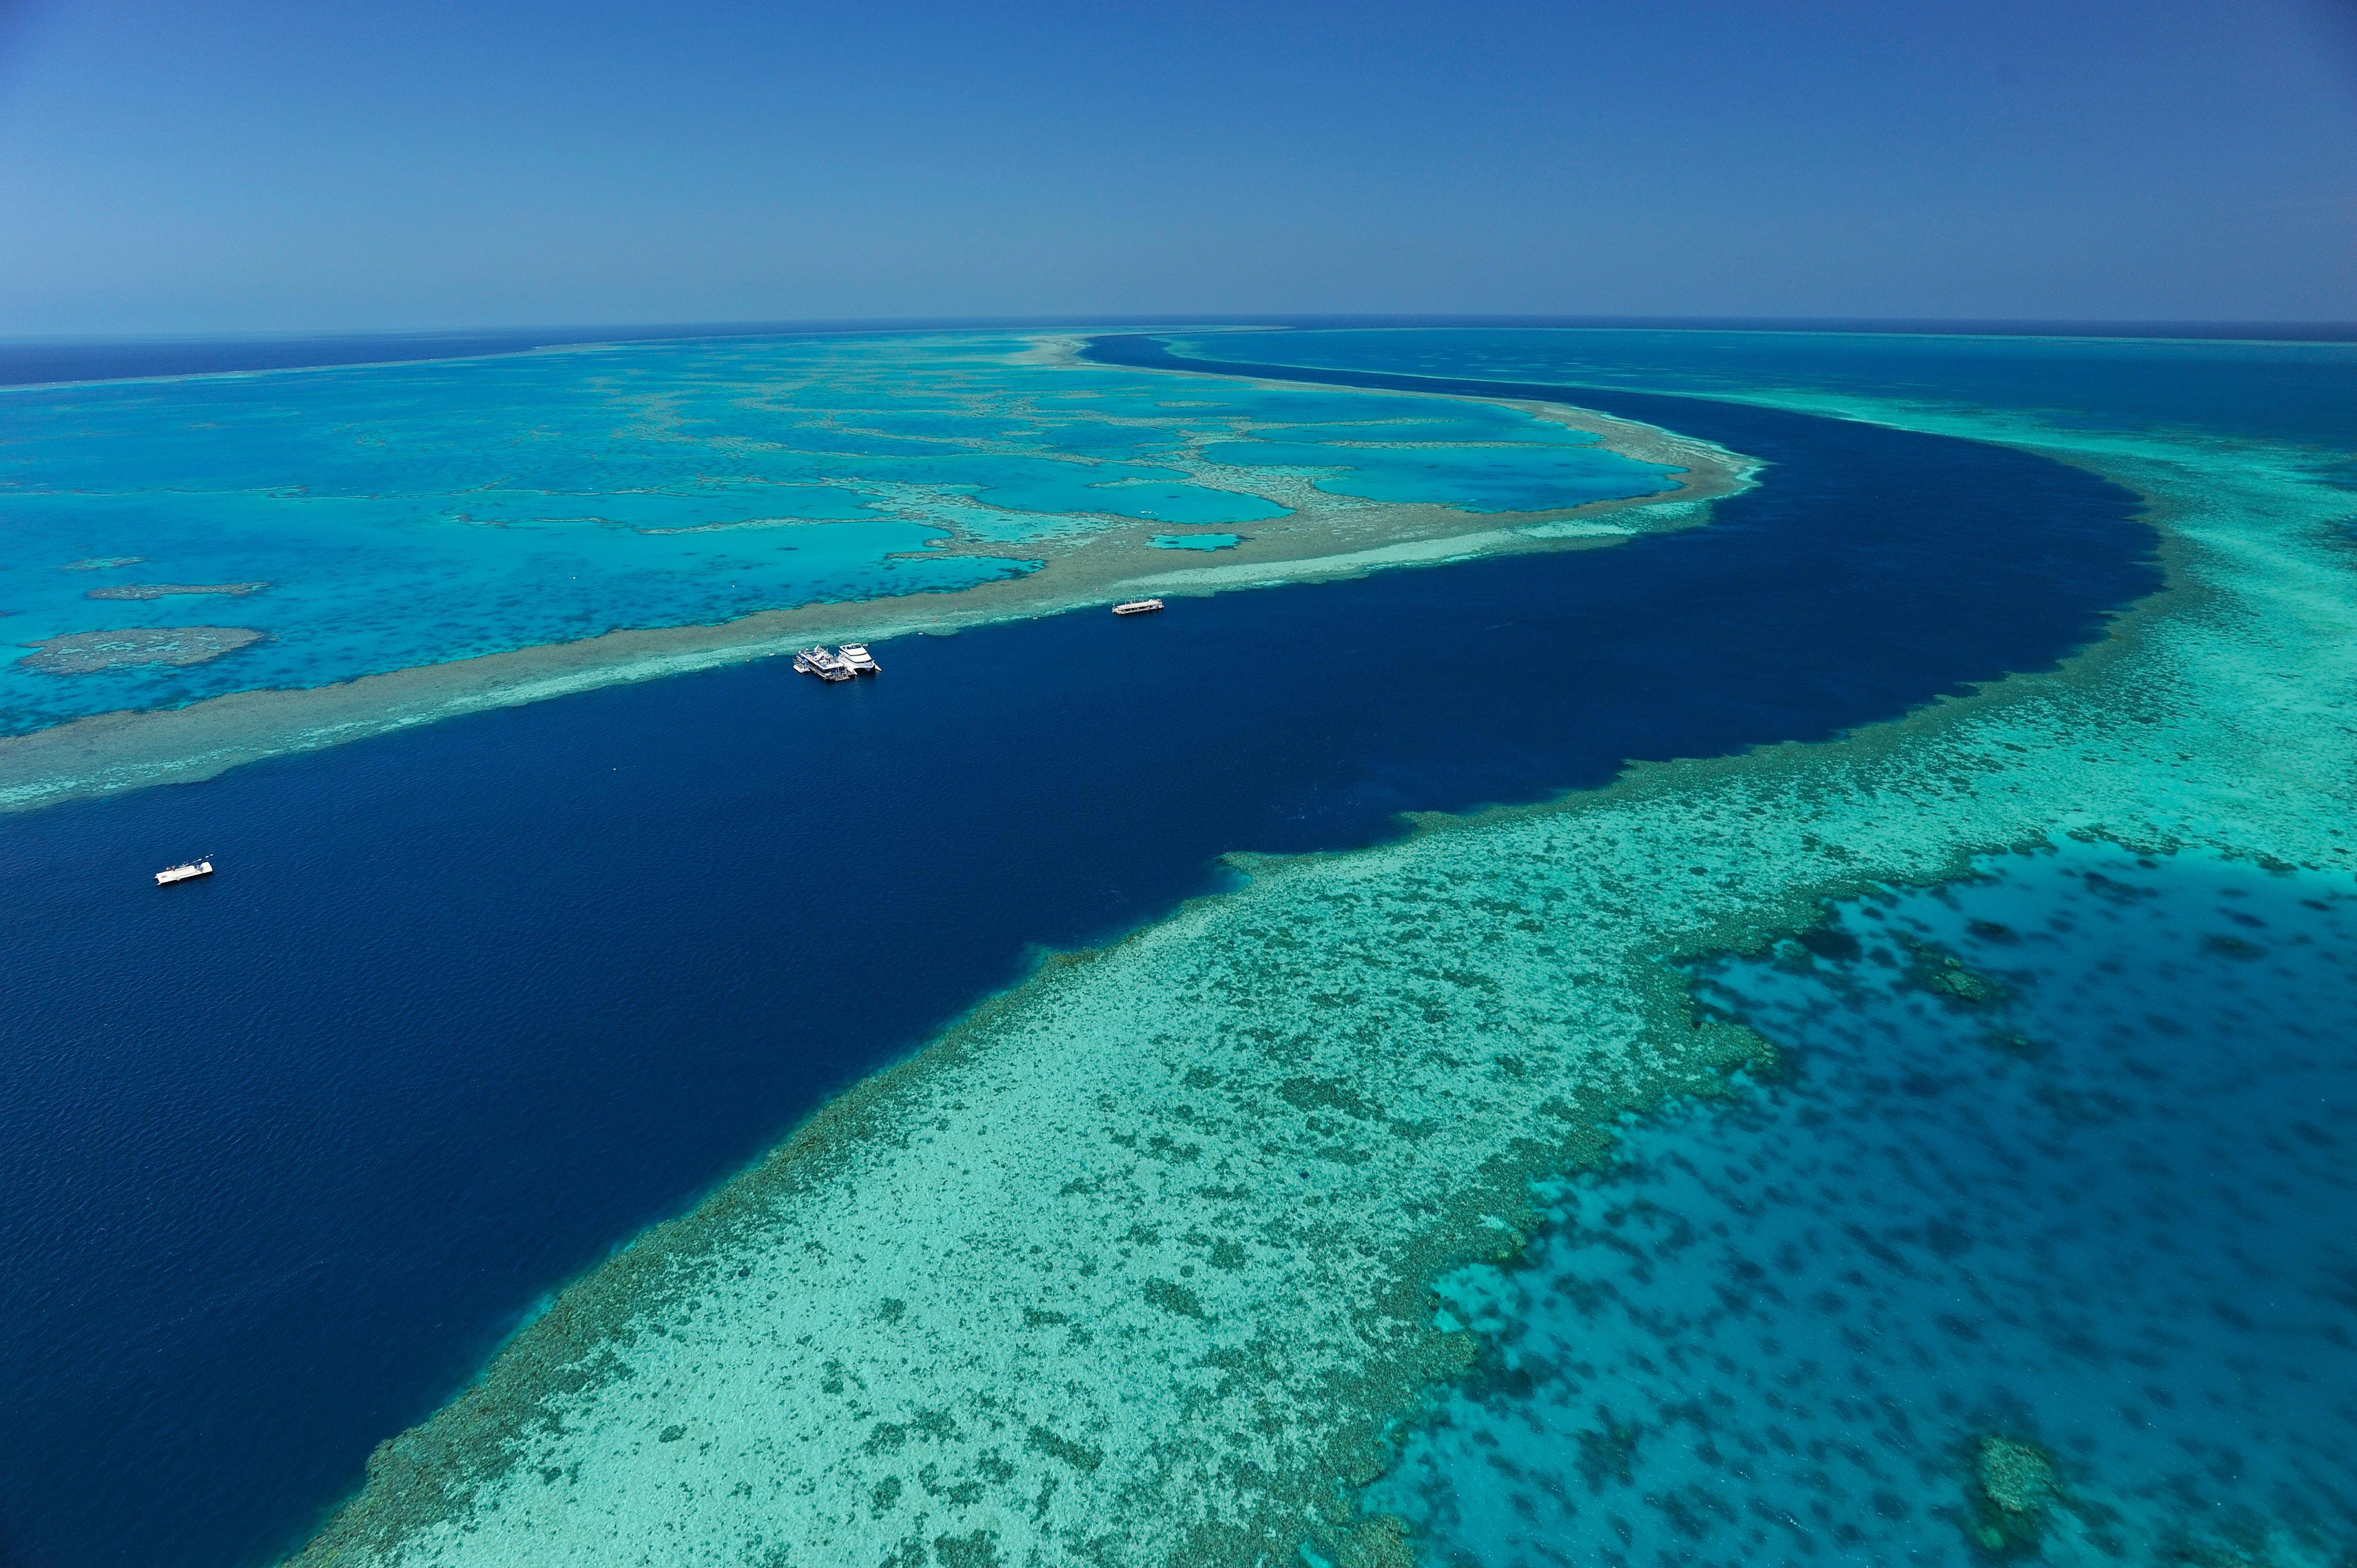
[0,327,2191,1567]
[1097,327,2357,456]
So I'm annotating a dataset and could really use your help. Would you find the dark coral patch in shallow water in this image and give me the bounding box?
[85,581,270,601]
[19,626,264,673]
[1967,1435,2064,1556]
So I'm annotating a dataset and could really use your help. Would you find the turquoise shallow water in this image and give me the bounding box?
[0,331,1675,737]
[1200,434,1665,510]
[1370,846,2357,1566]
[1148,532,1246,550]
[1156,327,2356,1568]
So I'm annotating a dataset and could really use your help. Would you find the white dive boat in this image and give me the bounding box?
[835,642,880,674]
[155,858,214,887]
[1111,599,1165,616]
[793,646,854,682]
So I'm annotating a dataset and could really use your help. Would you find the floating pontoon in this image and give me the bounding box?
[793,646,855,682]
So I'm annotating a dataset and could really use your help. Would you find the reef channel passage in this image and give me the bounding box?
[0,372,2155,1568]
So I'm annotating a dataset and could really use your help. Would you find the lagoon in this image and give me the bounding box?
[0,332,1686,752]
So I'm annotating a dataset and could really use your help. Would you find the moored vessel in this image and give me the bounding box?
[155,858,214,886]
[1111,599,1165,616]
[836,643,880,674]
[793,646,855,681]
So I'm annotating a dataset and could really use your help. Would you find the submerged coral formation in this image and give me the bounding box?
[0,333,1740,796]
[1978,1437,2063,1517]
[1969,1436,2063,1554]
[1358,838,2357,1568]
[19,626,264,673]
[84,581,269,600]
[288,384,2351,1566]
[1907,938,2008,1005]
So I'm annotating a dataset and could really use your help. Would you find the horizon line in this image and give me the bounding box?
[6,314,2351,393]
[8,312,2357,347]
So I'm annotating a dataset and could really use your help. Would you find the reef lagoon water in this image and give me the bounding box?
[0,326,2348,1568]
[1377,843,2356,1567]
[0,331,1728,813]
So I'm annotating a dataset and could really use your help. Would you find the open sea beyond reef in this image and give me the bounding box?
[0,326,2349,1568]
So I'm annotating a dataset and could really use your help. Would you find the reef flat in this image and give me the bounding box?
[290,378,2351,1567]
[0,333,1738,814]
[18,625,264,673]
[84,580,270,600]
[1372,841,2357,1567]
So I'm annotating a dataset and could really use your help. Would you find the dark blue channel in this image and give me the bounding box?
[0,359,2156,1568]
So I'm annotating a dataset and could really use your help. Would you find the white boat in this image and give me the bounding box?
[1111,599,1165,616]
[836,643,880,674]
[794,646,853,682]
[155,858,214,887]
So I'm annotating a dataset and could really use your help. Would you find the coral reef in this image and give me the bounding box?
[286,385,2352,1567]
[84,581,269,600]
[1968,1435,2063,1554]
[18,626,264,673]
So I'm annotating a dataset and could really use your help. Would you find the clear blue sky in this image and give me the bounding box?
[1,0,2351,334]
